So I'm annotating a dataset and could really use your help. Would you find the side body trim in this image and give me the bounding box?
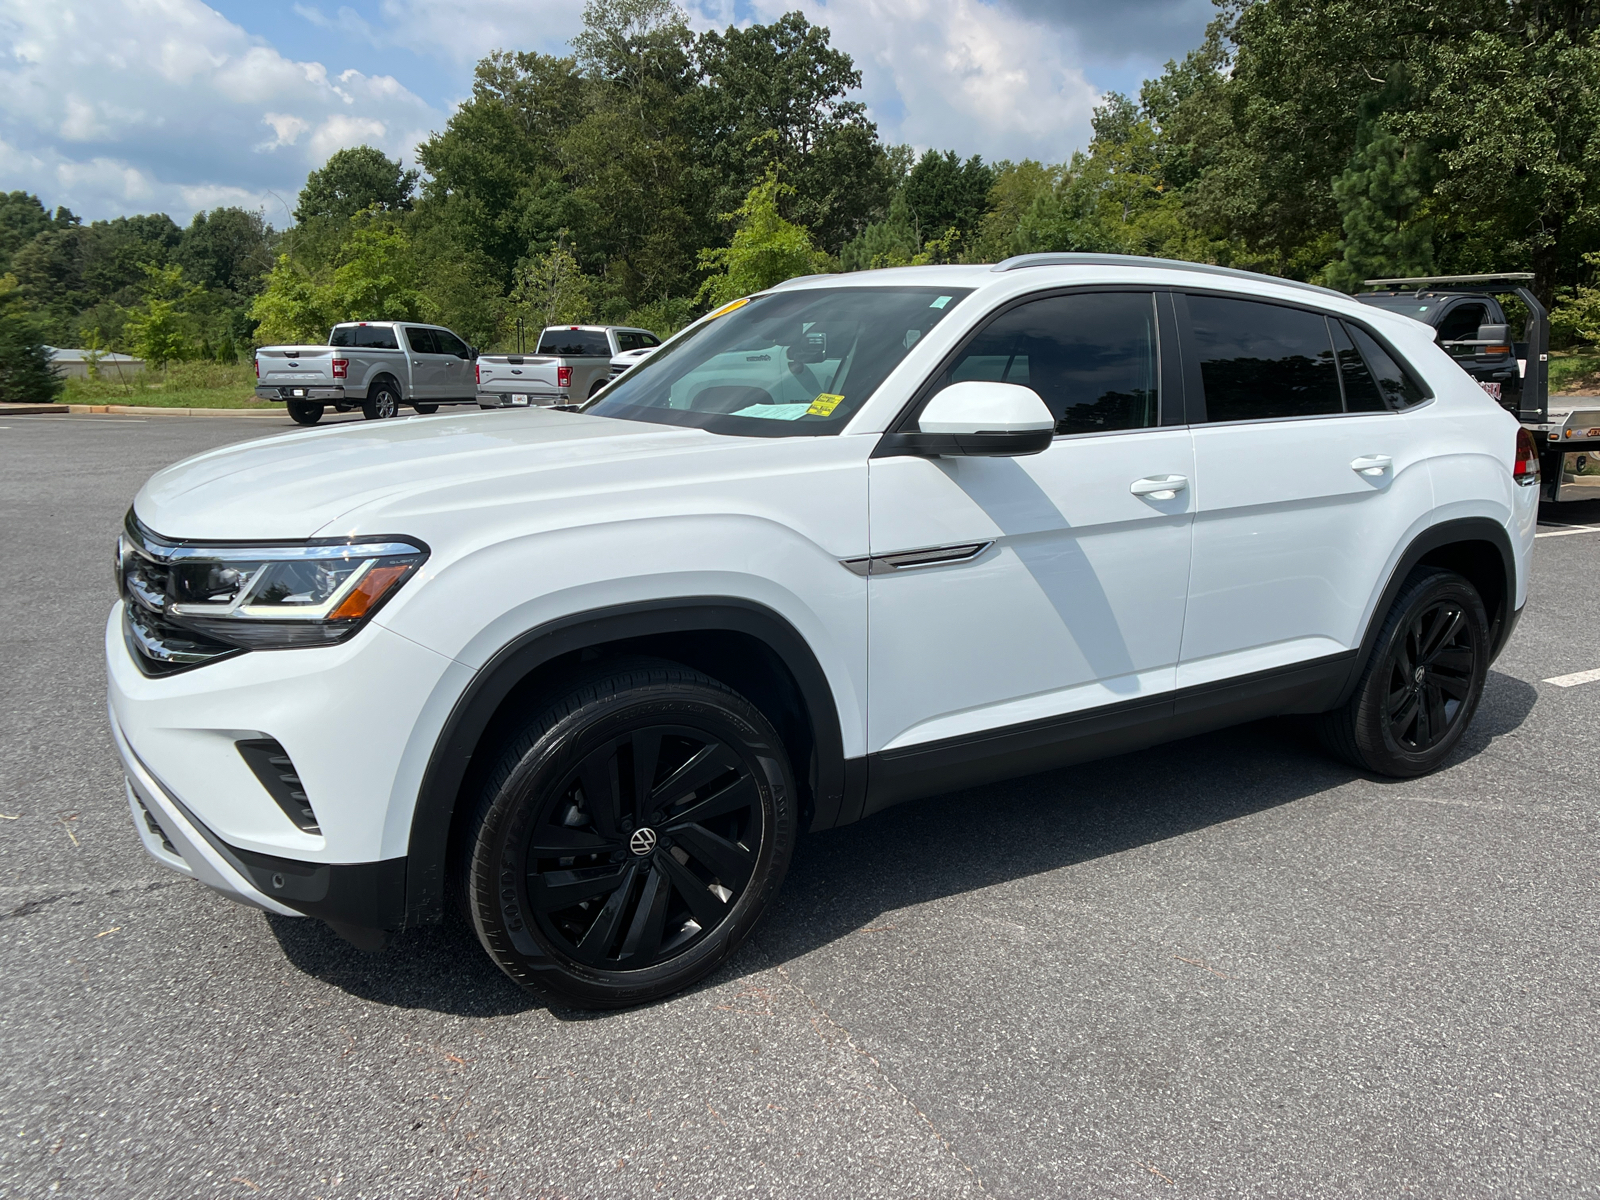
[404,597,848,926]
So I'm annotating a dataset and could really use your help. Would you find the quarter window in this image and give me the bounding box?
[1188,296,1341,422]
[939,292,1159,434]
[1347,324,1427,408]
[1330,321,1388,412]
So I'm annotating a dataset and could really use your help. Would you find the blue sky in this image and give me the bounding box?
[0,0,1214,225]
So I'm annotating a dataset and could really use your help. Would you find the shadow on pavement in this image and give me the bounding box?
[267,670,1538,1018]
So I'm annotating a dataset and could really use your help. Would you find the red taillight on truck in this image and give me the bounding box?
[475,362,481,385]
[331,358,348,379]
[254,357,259,379]
[1513,427,1540,486]
[557,365,572,389]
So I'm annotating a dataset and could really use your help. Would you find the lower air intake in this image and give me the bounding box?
[236,739,322,835]
[133,792,178,856]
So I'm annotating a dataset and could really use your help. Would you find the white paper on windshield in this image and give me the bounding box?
[732,403,812,420]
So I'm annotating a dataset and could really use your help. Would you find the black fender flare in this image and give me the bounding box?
[402,597,847,926]
[1338,515,1517,707]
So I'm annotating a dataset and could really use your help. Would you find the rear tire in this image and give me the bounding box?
[414,403,438,414]
[462,660,797,1009]
[362,382,400,420]
[286,401,323,426]
[1318,568,1489,777]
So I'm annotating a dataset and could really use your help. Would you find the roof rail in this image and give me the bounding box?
[990,252,1347,300]
[1362,272,1534,291]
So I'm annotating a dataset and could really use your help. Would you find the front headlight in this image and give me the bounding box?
[117,512,428,672]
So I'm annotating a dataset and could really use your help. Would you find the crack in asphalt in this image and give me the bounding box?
[1,879,180,921]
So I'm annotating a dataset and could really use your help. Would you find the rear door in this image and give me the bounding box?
[1175,292,1435,690]
[866,289,1195,774]
[403,327,450,399]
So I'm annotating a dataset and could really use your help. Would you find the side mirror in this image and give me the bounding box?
[1475,323,1510,355]
[469,346,480,361]
[879,381,1055,458]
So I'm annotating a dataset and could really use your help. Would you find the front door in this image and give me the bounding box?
[865,290,1195,804]
[403,327,451,399]
[1175,293,1435,689]
[431,328,475,400]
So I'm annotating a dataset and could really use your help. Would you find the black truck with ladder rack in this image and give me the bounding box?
[1357,273,1600,503]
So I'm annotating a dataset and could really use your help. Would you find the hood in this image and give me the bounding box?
[134,408,723,540]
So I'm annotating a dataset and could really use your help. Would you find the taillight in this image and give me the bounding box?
[475,362,481,385]
[331,358,348,379]
[557,365,572,389]
[254,357,259,379]
[1513,427,1540,486]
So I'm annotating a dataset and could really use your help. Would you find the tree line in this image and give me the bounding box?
[4,0,1599,402]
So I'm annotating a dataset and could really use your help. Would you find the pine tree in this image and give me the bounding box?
[1325,104,1434,292]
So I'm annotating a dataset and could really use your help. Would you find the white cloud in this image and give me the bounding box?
[0,0,441,222]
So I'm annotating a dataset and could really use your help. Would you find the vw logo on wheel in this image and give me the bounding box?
[629,827,658,856]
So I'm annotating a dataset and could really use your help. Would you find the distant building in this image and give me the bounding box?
[45,347,146,379]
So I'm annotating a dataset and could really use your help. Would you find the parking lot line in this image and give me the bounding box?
[1543,666,1600,687]
[1536,524,1600,538]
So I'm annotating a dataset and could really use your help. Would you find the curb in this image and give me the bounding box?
[0,403,69,415]
[67,404,286,418]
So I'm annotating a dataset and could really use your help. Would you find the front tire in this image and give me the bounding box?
[463,661,797,1009]
[1319,568,1489,777]
[286,401,323,425]
[362,382,400,420]
[414,403,438,414]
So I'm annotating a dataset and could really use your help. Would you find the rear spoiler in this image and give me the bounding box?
[1363,274,1547,422]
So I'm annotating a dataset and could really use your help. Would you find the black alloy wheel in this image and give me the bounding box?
[463,661,796,1008]
[413,403,439,414]
[363,382,400,420]
[1319,567,1489,777]
[286,400,324,425]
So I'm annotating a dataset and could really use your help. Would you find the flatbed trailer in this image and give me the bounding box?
[1361,273,1600,503]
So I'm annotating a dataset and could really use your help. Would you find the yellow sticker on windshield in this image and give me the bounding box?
[707,297,750,320]
[807,393,845,417]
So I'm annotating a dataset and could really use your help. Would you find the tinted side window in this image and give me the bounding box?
[1188,296,1341,422]
[939,292,1158,434]
[1348,324,1427,408]
[1331,321,1387,412]
[641,333,660,347]
[537,329,611,356]
[357,325,399,350]
[433,330,469,358]
[1436,302,1488,342]
[616,332,643,352]
[405,327,438,354]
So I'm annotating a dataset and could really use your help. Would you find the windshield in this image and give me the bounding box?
[1355,294,1441,321]
[584,286,973,436]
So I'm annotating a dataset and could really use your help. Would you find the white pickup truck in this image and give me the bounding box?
[255,321,482,425]
[476,325,659,409]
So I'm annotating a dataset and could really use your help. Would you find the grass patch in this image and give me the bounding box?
[1550,348,1600,395]
[61,361,274,409]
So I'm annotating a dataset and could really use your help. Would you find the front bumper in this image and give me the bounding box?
[256,384,346,402]
[105,601,469,942]
[112,709,407,946]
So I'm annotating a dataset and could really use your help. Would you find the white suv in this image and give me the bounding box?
[107,255,1540,1008]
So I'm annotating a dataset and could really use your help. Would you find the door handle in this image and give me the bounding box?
[1130,474,1188,499]
[1351,454,1393,477]
[413,360,423,367]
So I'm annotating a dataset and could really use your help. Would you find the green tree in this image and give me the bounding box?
[0,278,63,402]
[697,167,831,306]
[505,242,596,336]
[249,254,332,345]
[1325,113,1435,292]
[295,146,419,224]
[902,150,996,246]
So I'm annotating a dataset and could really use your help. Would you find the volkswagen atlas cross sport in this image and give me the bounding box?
[108,254,1539,1008]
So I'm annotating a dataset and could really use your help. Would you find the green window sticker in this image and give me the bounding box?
[930,295,953,309]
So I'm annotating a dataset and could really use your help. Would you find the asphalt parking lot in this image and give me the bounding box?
[3,411,1598,1199]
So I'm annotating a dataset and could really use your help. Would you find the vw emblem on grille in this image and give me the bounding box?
[629,827,658,856]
